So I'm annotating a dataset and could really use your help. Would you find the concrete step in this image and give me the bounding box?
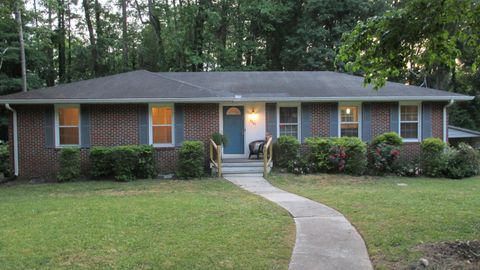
[219,166,264,174]
[221,162,263,167]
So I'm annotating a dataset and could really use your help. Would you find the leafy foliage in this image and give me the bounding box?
[57,147,81,182]
[369,132,403,174]
[89,145,156,181]
[211,132,228,146]
[177,141,205,179]
[420,138,447,177]
[274,136,300,169]
[443,143,480,179]
[0,142,10,177]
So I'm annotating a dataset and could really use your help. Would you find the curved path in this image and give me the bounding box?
[224,175,373,270]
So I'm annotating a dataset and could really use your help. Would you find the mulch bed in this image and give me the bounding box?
[413,240,480,269]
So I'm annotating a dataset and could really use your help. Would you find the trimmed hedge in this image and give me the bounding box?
[90,145,156,181]
[176,141,205,179]
[0,143,10,177]
[57,147,81,182]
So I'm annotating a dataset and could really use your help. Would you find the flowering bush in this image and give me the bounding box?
[395,159,422,177]
[335,137,367,175]
[369,132,403,175]
[287,157,314,175]
[329,145,348,172]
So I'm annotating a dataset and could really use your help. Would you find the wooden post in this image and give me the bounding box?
[217,145,222,177]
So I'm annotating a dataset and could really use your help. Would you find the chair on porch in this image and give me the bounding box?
[248,140,266,159]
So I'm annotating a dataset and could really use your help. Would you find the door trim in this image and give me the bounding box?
[220,104,246,158]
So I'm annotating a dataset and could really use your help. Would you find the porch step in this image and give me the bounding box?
[211,159,271,176]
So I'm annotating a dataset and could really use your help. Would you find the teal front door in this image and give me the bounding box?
[223,106,244,154]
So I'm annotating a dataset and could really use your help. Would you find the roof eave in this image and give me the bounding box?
[0,95,474,104]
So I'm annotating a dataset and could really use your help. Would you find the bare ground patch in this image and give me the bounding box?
[412,240,480,270]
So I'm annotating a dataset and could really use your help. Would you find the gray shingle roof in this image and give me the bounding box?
[448,125,480,138]
[0,70,473,104]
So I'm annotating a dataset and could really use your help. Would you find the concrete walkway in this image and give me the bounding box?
[224,175,373,270]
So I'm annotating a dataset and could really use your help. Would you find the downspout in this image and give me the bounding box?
[443,99,454,143]
[5,104,18,177]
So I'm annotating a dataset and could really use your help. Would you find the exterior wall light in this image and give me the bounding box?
[248,108,258,126]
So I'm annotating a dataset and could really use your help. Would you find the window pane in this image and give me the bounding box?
[401,105,418,121]
[60,127,79,145]
[152,107,172,125]
[59,107,79,126]
[153,126,172,144]
[279,124,298,138]
[341,123,358,137]
[401,123,418,139]
[340,106,358,123]
[280,107,297,124]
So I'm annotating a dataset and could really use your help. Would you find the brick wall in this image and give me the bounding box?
[10,103,219,179]
[371,103,391,138]
[311,103,334,137]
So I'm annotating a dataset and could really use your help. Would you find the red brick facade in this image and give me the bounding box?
[10,103,219,178]
[9,101,445,178]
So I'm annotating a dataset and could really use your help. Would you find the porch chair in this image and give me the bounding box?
[248,140,266,159]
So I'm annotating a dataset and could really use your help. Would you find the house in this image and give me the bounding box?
[0,70,473,178]
[448,125,480,148]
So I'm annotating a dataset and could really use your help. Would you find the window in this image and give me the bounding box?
[226,107,241,115]
[150,105,174,146]
[56,105,80,146]
[400,104,420,141]
[340,105,360,137]
[279,106,299,139]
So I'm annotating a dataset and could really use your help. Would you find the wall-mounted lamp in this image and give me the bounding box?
[346,107,351,115]
[248,108,258,126]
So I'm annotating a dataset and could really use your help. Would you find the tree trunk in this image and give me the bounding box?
[57,0,66,83]
[83,0,99,76]
[67,1,72,82]
[94,0,103,75]
[191,0,209,71]
[46,4,55,86]
[14,3,27,92]
[147,0,166,70]
[121,0,129,70]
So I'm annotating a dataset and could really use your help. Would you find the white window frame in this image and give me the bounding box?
[399,102,422,142]
[149,103,175,147]
[55,104,81,148]
[338,102,362,139]
[277,103,301,141]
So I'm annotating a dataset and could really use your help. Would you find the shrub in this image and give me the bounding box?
[443,143,480,179]
[395,159,422,177]
[333,137,367,175]
[89,145,156,181]
[211,132,228,146]
[90,147,114,178]
[177,141,205,179]
[371,132,403,146]
[287,157,313,175]
[420,138,447,177]
[275,136,300,168]
[0,142,10,177]
[369,132,403,174]
[57,147,81,182]
[305,137,334,172]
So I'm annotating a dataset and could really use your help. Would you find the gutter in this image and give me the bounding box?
[443,99,455,143]
[5,104,18,177]
[0,95,474,104]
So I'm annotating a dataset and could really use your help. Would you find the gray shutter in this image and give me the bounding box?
[138,104,149,145]
[422,102,432,139]
[329,103,338,137]
[390,102,399,133]
[301,103,312,143]
[80,105,91,148]
[266,103,277,141]
[362,103,372,142]
[174,103,184,147]
[44,105,55,148]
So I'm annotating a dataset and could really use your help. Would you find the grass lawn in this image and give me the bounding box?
[0,179,294,270]
[269,173,480,270]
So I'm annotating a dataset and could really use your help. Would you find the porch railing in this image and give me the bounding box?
[263,136,273,177]
[209,139,222,177]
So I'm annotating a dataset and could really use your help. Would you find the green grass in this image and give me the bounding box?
[0,179,294,270]
[268,173,480,270]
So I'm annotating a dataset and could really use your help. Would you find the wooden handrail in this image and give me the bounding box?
[209,139,222,177]
[263,136,273,176]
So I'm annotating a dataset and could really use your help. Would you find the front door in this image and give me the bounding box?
[223,106,245,155]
